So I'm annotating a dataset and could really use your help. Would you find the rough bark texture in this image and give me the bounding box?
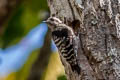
[47,0,120,80]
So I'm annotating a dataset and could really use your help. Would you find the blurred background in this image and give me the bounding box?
[0,0,66,80]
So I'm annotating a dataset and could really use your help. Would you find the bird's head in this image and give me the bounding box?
[43,17,62,30]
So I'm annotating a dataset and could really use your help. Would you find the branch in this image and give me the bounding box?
[27,30,51,80]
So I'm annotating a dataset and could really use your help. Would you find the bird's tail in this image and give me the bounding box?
[71,64,81,74]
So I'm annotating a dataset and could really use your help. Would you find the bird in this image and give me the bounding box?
[44,17,81,74]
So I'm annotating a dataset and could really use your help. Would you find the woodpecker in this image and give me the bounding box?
[44,17,80,74]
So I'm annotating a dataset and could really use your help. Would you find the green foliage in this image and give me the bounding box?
[25,0,48,12]
[0,0,54,80]
[2,5,24,48]
[57,75,67,80]
[15,50,40,80]
[1,0,48,48]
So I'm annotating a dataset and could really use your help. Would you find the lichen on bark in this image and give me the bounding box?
[47,0,120,80]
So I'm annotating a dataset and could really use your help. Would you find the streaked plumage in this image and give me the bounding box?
[45,17,80,74]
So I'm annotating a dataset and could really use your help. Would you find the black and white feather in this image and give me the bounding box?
[45,17,80,74]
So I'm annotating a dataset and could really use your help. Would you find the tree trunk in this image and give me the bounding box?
[47,0,120,80]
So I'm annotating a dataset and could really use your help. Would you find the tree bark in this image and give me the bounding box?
[47,0,120,80]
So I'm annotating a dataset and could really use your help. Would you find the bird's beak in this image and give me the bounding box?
[43,21,47,23]
[43,20,50,24]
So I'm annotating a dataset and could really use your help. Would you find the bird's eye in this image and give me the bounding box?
[50,18,54,21]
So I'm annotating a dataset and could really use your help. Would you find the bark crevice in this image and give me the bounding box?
[47,0,120,80]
